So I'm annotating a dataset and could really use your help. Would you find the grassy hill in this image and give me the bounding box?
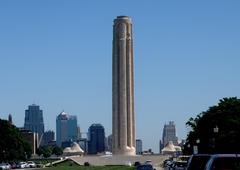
[40,160,135,170]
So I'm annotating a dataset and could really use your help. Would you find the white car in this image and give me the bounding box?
[17,162,27,169]
[26,161,36,168]
[0,163,11,170]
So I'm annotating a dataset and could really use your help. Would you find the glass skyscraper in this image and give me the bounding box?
[42,130,55,146]
[56,111,77,147]
[24,104,44,137]
[136,139,143,155]
[88,124,105,154]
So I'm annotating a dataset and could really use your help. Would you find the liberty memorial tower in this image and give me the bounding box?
[112,16,136,155]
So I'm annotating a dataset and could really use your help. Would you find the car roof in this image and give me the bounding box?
[137,164,154,169]
[192,154,211,156]
[138,164,153,167]
[211,154,240,158]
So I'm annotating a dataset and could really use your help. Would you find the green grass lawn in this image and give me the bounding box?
[39,160,135,170]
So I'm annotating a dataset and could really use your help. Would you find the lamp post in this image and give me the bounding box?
[193,139,200,154]
[25,151,27,160]
[3,150,6,161]
[214,126,219,133]
[212,126,219,153]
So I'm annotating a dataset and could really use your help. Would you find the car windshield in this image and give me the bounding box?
[211,157,240,170]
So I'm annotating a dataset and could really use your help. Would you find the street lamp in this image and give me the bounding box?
[25,152,27,160]
[193,139,200,154]
[214,126,219,133]
[212,126,219,153]
[3,150,5,161]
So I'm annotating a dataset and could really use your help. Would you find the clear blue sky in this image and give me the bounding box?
[0,1,240,152]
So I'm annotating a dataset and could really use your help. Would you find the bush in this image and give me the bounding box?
[134,161,141,166]
[84,162,90,166]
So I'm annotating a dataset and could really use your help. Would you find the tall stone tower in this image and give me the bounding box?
[112,16,136,155]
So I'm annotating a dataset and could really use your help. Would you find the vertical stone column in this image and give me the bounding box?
[112,16,136,155]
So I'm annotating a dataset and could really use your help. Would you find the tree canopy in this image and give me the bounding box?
[184,97,240,154]
[52,146,63,156]
[0,119,32,161]
[37,145,63,158]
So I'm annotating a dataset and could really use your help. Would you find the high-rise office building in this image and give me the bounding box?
[42,130,55,146]
[162,121,178,147]
[112,16,136,155]
[136,139,143,155]
[56,111,77,147]
[77,126,81,140]
[24,104,44,137]
[88,124,105,154]
[106,134,113,152]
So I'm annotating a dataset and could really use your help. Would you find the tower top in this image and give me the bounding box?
[114,16,132,23]
[117,16,130,19]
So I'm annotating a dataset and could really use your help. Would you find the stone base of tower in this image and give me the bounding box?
[113,146,136,156]
[70,154,169,167]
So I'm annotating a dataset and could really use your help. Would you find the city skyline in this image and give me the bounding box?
[1,1,240,153]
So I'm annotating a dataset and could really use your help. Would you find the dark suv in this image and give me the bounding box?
[204,154,240,170]
[186,154,211,170]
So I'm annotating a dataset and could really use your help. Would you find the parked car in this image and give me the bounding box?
[0,163,11,170]
[26,161,36,168]
[134,161,141,167]
[204,154,240,170]
[17,162,27,169]
[173,160,188,170]
[163,159,172,167]
[136,164,155,170]
[144,160,152,165]
[9,162,17,169]
[186,154,211,170]
[35,163,44,168]
[163,159,174,169]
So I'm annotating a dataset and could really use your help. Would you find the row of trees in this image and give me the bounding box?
[0,119,63,162]
[36,146,63,158]
[0,119,32,162]
[183,97,240,154]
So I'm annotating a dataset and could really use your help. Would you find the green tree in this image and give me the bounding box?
[37,146,52,158]
[36,146,44,157]
[42,146,52,158]
[52,146,63,156]
[0,119,32,161]
[184,97,240,154]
